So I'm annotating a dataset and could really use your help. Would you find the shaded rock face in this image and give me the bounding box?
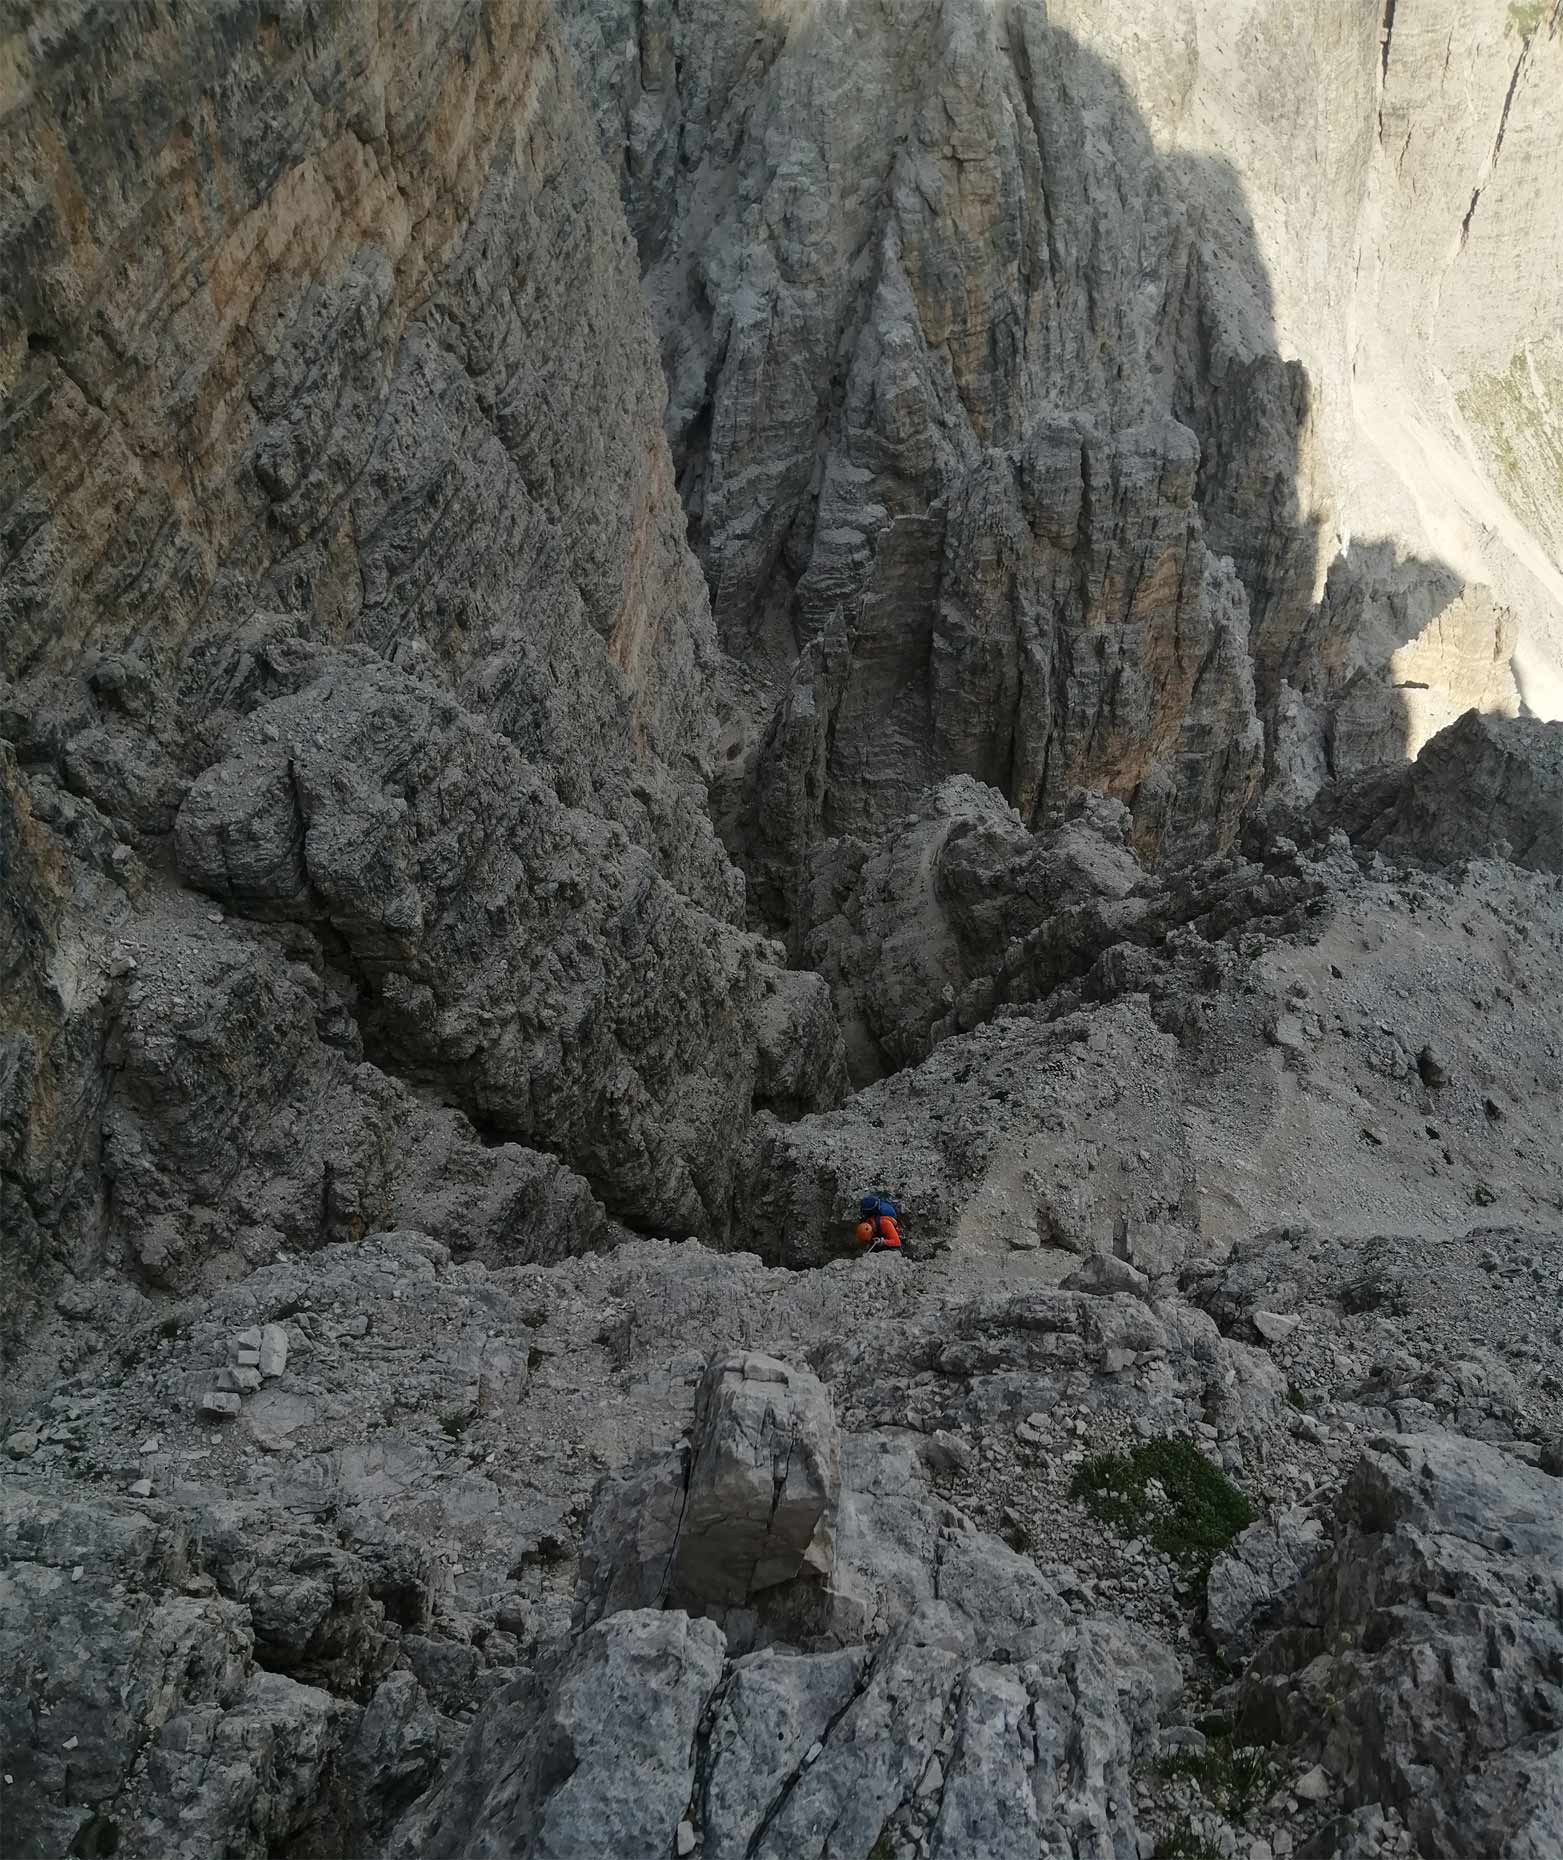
[0,0,847,1368]
[742,419,1267,923]
[1240,1432,1563,1860]
[3,0,712,810]
[674,1354,840,1608]
[564,0,1290,899]
[1315,710,1563,875]
[562,0,1560,919]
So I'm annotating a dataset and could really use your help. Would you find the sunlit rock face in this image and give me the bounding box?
[563,0,1563,916]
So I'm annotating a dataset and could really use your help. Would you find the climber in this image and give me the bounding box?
[854,1192,903,1254]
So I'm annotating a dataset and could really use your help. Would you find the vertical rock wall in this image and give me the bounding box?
[0,0,845,1377]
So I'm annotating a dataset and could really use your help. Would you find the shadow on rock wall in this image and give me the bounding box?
[565,0,1514,931]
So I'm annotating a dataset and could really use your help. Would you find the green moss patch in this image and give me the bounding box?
[1070,1436,1253,1574]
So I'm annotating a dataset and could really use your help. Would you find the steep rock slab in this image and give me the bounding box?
[0,0,718,861]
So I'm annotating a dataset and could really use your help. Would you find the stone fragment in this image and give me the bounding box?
[201,1392,242,1419]
[4,1431,38,1459]
[1060,1254,1153,1301]
[259,1324,289,1379]
[677,1820,696,1855]
[236,1348,261,1368]
[1268,1013,1307,1052]
[1294,1765,1330,1802]
[1252,1311,1301,1344]
[128,1479,153,1498]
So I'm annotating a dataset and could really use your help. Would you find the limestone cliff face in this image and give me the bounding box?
[2,0,713,847]
[563,0,1563,916]
[0,0,844,1363]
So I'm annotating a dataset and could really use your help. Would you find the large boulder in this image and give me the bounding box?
[577,1353,841,1625]
[672,1354,841,1609]
[1317,711,1563,874]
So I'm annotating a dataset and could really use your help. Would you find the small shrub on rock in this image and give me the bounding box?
[1070,1436,1253,1573]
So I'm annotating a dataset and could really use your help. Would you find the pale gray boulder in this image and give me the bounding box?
[1205,1508,1325,1669]
[672,1354,841,1609]
[577,1353,841,1626]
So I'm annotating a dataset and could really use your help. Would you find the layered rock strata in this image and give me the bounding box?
[0,0,845,1373]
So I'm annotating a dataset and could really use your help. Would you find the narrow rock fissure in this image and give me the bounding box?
[736,1655,877,1860]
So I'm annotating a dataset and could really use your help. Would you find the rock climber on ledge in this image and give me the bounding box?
[855,1192,904,1254]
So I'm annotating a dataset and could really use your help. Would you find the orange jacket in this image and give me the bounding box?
[855,1216,901,1249]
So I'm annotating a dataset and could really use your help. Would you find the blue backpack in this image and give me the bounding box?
[859,1194,900,1225]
